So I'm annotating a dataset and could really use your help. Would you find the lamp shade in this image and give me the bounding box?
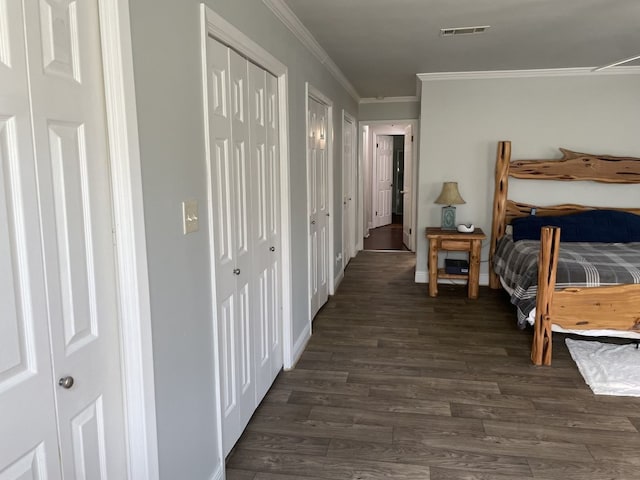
[434,182,465,205]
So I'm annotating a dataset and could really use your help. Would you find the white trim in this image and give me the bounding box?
[289,324,311,370]
[201,5,294,476]
[262,0,360,102]
[359,96,419,104]
[98,1,159,479]
[594,54,640,71]
[415,270,490,286]
[418,66,640,82]
[334,269,345,292]
[203,8,286,76]
[209,465,224,480]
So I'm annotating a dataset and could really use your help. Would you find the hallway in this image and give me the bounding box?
[225,251,640,480]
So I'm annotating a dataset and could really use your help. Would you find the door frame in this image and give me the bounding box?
[341,110,357,267]
[201,6,294,476]
[98,1,159,478]
[305,83,335,326]
[358,119,419,252]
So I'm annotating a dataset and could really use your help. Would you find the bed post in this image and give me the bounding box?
[532,226,561,366]
[489,140,511,289]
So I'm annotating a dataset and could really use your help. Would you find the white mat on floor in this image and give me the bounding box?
[566,338,640,396]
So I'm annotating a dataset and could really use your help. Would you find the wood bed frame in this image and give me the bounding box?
[488,141,640,366]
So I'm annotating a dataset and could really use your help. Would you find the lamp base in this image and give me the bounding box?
[441,205,457,230]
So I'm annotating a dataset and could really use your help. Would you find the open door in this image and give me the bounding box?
[402,125,413,249]
[375,135,393,227]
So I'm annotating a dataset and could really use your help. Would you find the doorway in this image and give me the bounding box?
[360,121,418,252]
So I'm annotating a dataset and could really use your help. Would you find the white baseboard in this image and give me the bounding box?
[287,324,311,370]
[415,270,489,286]
[210,465,224,480]
[334,268,344,291]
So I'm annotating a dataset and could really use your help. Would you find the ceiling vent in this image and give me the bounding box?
[440,25,490,37]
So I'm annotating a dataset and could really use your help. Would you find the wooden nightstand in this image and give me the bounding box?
[425,227,486,299]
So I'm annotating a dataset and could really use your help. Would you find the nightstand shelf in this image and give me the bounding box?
[425,227,486,299]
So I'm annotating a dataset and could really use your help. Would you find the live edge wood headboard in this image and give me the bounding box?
[488,140,640,290]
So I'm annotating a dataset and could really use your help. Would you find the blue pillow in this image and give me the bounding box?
[511,210,640,243]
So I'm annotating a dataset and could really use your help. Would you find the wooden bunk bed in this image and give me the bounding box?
[488,140,640,366]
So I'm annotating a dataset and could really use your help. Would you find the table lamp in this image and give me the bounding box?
[435,182,465,230]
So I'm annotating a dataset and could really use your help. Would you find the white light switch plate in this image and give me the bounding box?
[182,199,199,234]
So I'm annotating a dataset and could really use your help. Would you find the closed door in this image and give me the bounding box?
[248,63,282,402]
[376,135,393,227]
[206,37,282,457]
[1,0,127,478]
[402,126,413,249]
[342,114,356,265]
[307,96,329,319]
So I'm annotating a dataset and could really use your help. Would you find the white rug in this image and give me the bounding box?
[566,338,640,396]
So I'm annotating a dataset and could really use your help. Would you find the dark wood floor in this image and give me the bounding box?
[364,221,408,251]
[226,251,640,480]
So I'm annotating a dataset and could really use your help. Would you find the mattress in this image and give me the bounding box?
[493,234,640,331]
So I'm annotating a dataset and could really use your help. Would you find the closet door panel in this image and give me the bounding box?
[0,2,62,477]
[248,63,270,401]
[228,50,255,432]
[206,38,241,456]
[265,73,282,381]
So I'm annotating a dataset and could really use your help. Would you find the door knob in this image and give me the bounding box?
[270,246,275,252]
[311,220,316,225]
[326,213,330,217]
[58,376,74,389]
[233,268,241,275]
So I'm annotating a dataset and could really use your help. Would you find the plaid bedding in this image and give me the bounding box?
[493,235,640,328]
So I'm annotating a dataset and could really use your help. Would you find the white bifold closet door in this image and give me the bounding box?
[307,97,329,319]
[0,0,127,478]
[206,37,282,457]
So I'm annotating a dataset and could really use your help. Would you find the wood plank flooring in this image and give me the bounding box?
[226,251,640,480]
[363,222,408,251]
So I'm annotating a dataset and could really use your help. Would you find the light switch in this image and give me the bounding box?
[182,199,199,234]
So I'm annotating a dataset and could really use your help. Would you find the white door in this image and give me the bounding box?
[206,37,282,457]
[1,0,127,478]
[207,40,255,456]
[376,135,393,227]
[307,96,329,319]
[402,126,413,249]
[342,114,356,265]
[248,63,282,402]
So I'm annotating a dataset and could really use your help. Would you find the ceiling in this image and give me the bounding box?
[282,0,640,98]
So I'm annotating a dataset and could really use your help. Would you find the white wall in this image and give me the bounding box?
[127,1,357,478]
[359,100,420,121]
[416,73,640,282]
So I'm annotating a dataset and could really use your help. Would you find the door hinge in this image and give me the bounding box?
[375,211,378,216]
[376,143,379,148]
[411,135,414,142]
[409,228,412,234]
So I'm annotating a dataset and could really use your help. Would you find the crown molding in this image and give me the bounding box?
[418,66,640,82]
[359,96,419,104]
[263,0,360,102]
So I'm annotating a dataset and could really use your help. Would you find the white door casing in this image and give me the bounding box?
[342,110,357,266]
[1,0,128,477]
[307,93,330,320]
[375,135,393,227]
[402,125,413,249]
